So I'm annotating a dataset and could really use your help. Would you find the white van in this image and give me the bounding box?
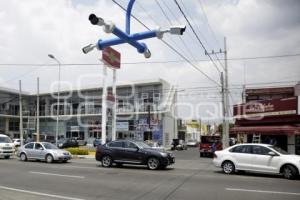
[0,134,15,159]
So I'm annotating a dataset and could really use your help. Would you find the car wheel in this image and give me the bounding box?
[20,153,27,161]
[46,154,54,163]
[282,165,298,180]
[222,161,235,174]
[4,155,10,159]
[147,157,160,170]
[102,155,112,167]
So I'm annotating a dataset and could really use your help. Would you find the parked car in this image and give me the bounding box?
[93,138,102,147]
[171,139,187,150]
[186,139,198,147]
[17,142,72,163]
[213,143,300,180]
[57,138,79,149]
[0,134,15,159]
[13,138,21,147]
[96,140,175,170]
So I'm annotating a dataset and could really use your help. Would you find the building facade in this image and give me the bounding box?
[232,82,300,154]
[0,79,177,146]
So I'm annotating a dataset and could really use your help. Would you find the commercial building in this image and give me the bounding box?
[0,79,177,146]
[231,82,300,154]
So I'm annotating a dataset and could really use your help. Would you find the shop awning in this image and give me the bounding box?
[230,125,300,136]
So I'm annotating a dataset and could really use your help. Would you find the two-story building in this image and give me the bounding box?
[231,82,300,154]
[0,79,177,146]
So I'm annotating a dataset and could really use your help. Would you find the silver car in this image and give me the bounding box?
[17,142,72,163]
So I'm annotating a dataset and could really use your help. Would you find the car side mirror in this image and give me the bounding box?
[135,146,139,151]
[268,151,277,156]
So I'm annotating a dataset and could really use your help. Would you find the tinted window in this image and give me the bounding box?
[230,145,252,153]
[124,141,137,149]
[35,143,43,150]
[108,141,123,148]
[25,143,34,149]
[252,146,271,155]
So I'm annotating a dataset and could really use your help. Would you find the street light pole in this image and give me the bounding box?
[48,54,61,146]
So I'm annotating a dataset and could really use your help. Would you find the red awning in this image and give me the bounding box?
[230,125,300,136]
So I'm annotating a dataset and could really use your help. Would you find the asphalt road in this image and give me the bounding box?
[0,147,299,200]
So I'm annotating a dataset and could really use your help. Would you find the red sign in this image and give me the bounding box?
[102,47,121,69]
[234,97,298,119]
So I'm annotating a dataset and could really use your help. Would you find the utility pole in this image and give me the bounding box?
[36,77,40,142]
[112,69,117,141]
[19,80,24,146]
[224,37,230,149]
[205,37,229,148]
[101,65,108,144]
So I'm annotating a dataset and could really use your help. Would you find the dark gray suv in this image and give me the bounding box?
[96,140,175,170]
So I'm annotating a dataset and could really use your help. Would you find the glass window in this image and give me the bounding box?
[124,141,137,149]
[107,141,123,148]
[0,136,12,143]
[268,145,289,155]
[252,146,270,155]
[230,145,252,154]
[42,142,58,150]
[25,143,34,149]
[35,143,43,150]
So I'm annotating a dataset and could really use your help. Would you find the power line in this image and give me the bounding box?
[173,0,225,75]
[111,0,221,87]
[0,52,299,67]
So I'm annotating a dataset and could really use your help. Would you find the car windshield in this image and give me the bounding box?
[42,142,58,150]
[268,146,289,155]
[0,136,12,143]
[135,141,151,149]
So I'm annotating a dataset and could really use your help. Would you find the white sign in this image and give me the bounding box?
[116,122,129,131]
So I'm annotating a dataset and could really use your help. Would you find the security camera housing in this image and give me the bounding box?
[89,14,105,26]
[82,44,96,54]
[170,25,186,35]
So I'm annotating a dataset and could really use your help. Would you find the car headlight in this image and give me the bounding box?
[159,152,168,157]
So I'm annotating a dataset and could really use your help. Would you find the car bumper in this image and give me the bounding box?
[160,156,175,166]
[0,152,14,156]
[212,159,222,167]
[54,155,72,161]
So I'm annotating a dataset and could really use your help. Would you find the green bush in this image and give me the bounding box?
[66,148,89,155]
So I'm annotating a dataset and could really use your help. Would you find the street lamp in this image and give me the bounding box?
[48,54,61,146]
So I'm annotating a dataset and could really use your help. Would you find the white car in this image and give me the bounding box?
[0,134,15,159]
[213,143,300,180]
[186,140,198,147]
[13,139,21,147]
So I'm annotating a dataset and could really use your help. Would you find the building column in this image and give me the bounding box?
[287,135,295,154]
[5,118,9,136]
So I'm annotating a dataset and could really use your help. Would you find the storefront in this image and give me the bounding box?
[232,96,300,154]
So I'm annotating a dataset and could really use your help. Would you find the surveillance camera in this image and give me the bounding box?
[144,48,151,59]
[88,13,105,26]
[170,25,186,35]
[82,44,96,54]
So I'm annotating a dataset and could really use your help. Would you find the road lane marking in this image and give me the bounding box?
[0,185,85,200]
[29,171,85,179]
[225,188,300,196]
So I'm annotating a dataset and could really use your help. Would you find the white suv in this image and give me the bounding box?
[0,134,15,159]
[213,143,300,179]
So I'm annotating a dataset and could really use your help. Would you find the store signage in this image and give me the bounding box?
[102,47,121,69]
[116,122,129,131]
[234,97,298,119]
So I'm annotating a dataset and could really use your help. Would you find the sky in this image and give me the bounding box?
[0,0,299,121]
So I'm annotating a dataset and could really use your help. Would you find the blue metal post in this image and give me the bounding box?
[126,0,135,34]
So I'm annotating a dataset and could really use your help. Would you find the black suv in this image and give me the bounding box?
[57,138,79,149]
[96,140,175,170]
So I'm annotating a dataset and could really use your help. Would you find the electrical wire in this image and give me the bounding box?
[111,0,221,87]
